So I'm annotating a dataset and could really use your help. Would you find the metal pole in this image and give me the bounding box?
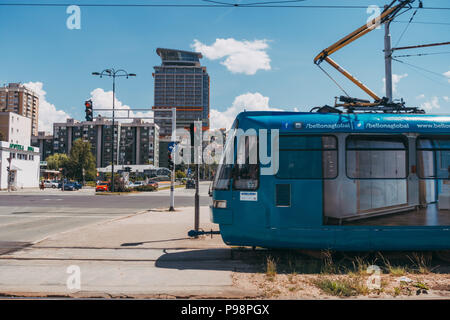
[7,156,11,193]
[194,121,200,236]
[384,7,393,102]
[169,107,176,211]
[111,74,115,192]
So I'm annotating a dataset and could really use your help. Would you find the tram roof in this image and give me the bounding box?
[235,111,450,134]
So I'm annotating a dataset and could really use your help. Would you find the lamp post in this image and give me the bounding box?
[92,69,136,192]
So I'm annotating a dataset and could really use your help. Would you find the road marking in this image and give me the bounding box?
[0,215,114,219]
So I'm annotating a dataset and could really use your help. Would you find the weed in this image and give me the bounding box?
[266,256,277,277]
[407,252,432,274]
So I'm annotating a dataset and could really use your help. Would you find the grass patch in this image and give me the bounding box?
[313,277,365,297]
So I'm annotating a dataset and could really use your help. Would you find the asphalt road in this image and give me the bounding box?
[0,182,212,244]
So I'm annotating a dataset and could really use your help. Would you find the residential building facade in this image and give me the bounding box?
[0,83,39,136]
[0,112,32,146]
[47,117,159,168]
[31,131,54,162]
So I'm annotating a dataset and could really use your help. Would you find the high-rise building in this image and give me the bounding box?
[0,83,39,136]
[153,48,210,137]
[48,117,159,168]
[153,48,210,167]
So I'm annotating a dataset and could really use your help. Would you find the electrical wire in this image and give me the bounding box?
[393,21,450,26]
[317,64,351,98]
[0,2,448,9]
[394,7,418,48]
[392,58,450,88]
[392,51,450,58]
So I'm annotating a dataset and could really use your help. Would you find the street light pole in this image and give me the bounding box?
[92,69,136,192]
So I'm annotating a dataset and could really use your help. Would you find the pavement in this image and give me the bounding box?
[0,206,258,298]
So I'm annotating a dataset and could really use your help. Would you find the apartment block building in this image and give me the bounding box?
[0,83,39,136]
[0,112,32,146]
[39,117,159,168]
[31,131,56,162]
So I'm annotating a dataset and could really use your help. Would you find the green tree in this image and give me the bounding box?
[68,139,97,181]
[175,170,186,179]
[46,153,70,171]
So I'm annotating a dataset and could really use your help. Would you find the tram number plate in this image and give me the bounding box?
[240,192,258,201]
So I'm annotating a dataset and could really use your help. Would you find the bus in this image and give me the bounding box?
[210,111,450,251]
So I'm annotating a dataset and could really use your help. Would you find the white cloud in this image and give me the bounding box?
[382,73,408,94]
[416,94,425,100]
[444,70,450,83]
[210,92,282,129]
[420,96,440,112]
[444,96,449,102]
[192,38,271,75]
[23,81,70,134]
[89,88,153,122]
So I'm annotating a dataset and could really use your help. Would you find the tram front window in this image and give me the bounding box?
[233,135,259,190]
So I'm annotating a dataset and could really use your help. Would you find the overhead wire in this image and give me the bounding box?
[392,58,450,88]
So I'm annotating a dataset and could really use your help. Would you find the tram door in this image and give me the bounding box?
[273,135,337,231]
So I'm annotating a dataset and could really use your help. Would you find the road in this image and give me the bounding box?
[0,182,212,244]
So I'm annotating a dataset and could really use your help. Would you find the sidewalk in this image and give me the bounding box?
[0,206,257,298]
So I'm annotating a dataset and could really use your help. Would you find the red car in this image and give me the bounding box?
[147,180,159,189]
[96,182,109,192]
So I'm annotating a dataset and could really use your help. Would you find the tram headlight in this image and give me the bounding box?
[213,200,227,209]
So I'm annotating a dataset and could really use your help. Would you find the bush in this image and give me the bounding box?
[86,181,96,187]
[132,185,157,192]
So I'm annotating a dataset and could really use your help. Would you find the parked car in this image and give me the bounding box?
[63,182,76,191]
[128,181,145,188]
[186,179,196,189]
[96,181,109,192]
[71,181,82,190]
[43,180,59,188]
[147,180,159,189]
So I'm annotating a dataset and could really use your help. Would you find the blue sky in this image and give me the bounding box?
[0,0,449,131]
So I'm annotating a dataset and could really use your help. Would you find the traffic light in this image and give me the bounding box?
[85,99,93,121]
[168,151,174,170]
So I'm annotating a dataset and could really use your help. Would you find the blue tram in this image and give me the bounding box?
[210,111,450,251]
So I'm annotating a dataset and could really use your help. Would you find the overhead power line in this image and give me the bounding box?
[392,51,450,58]
[0,2,448,9]
[393,21,450,26]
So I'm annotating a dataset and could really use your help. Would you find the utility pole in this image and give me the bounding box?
[194,121,201,237]
[92,69,136,193]
[7,156,12,193]
[169,107,176,211]
[384,5,393,102]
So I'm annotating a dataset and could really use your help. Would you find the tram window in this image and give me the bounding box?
[213,164,233,190]
[346,136,407,179]
[233,135,259,190]
[417,136,450,179]
[277,135,338,179]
